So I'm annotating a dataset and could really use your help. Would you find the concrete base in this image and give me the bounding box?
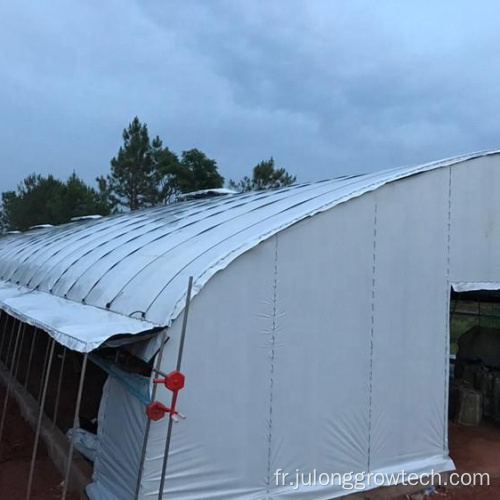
[0,363,92,499]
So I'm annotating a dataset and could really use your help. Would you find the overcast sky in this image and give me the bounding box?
[1,1,500,192]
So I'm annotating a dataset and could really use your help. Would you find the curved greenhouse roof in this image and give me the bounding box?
[0,149,497,351]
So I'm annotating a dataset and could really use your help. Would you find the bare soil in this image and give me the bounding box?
[0,385,79,500]
[393,420,500,500]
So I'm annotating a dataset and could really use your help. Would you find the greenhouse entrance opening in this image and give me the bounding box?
[448,288,500,477]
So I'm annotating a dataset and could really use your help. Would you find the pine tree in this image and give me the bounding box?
[105,117,158,210]
[229,158,296,192]
[178,149,224,193]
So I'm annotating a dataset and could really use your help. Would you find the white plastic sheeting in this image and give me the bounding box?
[3,151,500,499]
[66,428,98,462]
[87,377,146,500]
[89,156,500,498]
[0,150,498,352]
[144,171,454,500]
[0,282,157,352]
[452,282,500,292]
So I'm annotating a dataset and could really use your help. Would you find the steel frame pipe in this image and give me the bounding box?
[61,352,88,500]
[133,329,169,500]
[0,320,22,449]
[37,337,52,402]
[52,346,67,429]
[26,337,56,500]
[1,317,15,367]
[158,276,193,500]
[13,322,27,381]
[24,327,39,389]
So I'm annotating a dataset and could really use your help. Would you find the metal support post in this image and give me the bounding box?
[26,337,56,500]
[61,352,88,500]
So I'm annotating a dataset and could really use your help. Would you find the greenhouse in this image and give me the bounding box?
[0,150,499,499]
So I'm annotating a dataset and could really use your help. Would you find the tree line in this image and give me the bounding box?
[0,117,296,231]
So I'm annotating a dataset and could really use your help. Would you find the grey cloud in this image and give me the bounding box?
[1,0,500,192]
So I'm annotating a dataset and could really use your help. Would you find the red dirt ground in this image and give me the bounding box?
[443,421,500,499]
[439,479,500,499]
[0,386,79,500]
[393,421,500,500]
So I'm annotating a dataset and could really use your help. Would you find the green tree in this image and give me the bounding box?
[178,149,224,193]
[1,173,110,232]
[64,172,110,218]
[152,143,184,205]
[229,157,296,192]
[99,118,226,206]
[96,175,117,213]
[101,117,158,211]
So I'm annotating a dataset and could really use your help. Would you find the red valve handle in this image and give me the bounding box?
[147,370,186,421]
[146,401,170,421]
[153,370,185,392]
[146,401,185,422]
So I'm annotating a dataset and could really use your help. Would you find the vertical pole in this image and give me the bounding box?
[133,329,169,500]
[38,337,51,402]
[4,319,19,371]
[0,311,6,359]
[158,276,193,500]
[52,346,67,429]
[24,328,39,389]
[478,295,482,328]
[26,337,55,500]
[1,318,15,367]
[0,321,23,447]
[0,313,9,362]
[13,323,27,381]
[61,353,88,500]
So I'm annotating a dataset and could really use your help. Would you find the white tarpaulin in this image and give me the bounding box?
[0,150,498,353]
[3,151,500,499]
[89,151,500,499]
[452,282,500,292]
[0,281,158,352]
